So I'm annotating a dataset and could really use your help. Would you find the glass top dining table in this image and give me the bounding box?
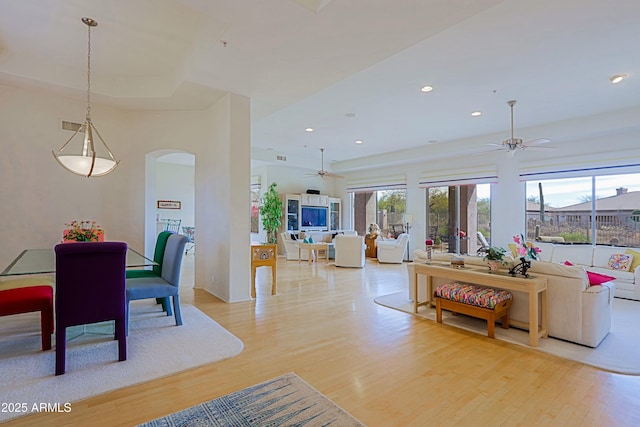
[1,247,156,276]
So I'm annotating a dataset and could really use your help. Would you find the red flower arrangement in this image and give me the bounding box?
[63,220,104,242]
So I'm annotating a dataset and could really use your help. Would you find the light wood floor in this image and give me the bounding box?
[8,256,640,426]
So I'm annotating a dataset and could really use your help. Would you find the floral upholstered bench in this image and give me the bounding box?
[434,282,513,338]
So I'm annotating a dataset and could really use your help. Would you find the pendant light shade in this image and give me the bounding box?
[53,17,119,177]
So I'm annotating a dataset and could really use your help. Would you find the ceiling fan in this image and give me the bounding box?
[485,100,556,157]
[306,148,343,178]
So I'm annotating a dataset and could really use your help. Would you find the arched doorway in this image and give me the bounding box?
[144,150,195,286]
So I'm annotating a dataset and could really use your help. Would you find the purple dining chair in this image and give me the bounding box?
[54,241,128,375]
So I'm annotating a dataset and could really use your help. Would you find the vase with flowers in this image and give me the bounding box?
[483,246,507,272]
[63,220,104,242]
[508,234,540,277]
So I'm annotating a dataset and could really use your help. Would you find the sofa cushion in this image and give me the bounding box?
[587,266,634,284]
[607,253,633,271]
[586,271,616,285]
[528,261,588,281]
[625,249,640,272]
[551,244,593,266]
[593,246,630,268]
[532,242,555,263]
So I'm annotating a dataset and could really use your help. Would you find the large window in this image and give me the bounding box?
[352,189,406,237]
[426,184,491,254]
[525,173,640,246]
[376,190,406,238]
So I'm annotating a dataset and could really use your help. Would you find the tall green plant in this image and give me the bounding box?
[259,182,283,244]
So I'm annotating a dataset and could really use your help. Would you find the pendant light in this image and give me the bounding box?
[53,17,119,177]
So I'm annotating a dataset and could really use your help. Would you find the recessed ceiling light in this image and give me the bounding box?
[471,111,482,117]
[345,112,357,118]
[420,85,433,93]
[428,140,438,144]
[305,127,314,132]
[609,74,628,84]
[355,140,363,144]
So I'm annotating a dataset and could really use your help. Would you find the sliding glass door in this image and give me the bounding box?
[426,184,491,254]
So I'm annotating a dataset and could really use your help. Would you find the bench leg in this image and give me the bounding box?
[436,299,443,323]
[501,311,510,329]
[487,313,496,338]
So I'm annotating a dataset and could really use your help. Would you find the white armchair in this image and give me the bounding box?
[280,232,308,261]
[377,233,409,263]
[334,235,366,268]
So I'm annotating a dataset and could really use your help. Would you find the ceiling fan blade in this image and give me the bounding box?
[523,138,551,147]
[486,142,504,147]
[322,172,343,178]
[473,146,504,156]
[525,146,557,152]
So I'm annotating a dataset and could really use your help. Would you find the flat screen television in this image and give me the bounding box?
[301,206,328,230]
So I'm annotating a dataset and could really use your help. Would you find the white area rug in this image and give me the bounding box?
[0,302,244,422]
[375,291,640,375]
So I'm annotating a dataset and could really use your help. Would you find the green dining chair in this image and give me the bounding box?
[126,231,173,312]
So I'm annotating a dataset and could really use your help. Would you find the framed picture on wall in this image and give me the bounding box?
[157,200,181,209]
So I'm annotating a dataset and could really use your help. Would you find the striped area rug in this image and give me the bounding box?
[138,372,365,427]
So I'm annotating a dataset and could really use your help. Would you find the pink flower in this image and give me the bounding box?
[512,233,540,260]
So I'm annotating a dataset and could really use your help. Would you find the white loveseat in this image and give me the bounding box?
[535,242,640,300]
[407,251,615,347]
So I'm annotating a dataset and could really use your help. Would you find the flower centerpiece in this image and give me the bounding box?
[483,246,508,272]
[63,220,104,242]
[508,234,540,277]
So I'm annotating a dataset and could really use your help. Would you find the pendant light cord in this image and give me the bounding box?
[86,23,92,121]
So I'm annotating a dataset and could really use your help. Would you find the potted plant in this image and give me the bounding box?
[483,246,507,272]
[259,182,284,244]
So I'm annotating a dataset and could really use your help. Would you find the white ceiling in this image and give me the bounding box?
[1,0,639,171]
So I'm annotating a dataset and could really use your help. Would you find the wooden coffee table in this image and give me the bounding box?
[298,242,329,265]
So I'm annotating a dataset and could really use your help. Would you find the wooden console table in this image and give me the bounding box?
[413,262,548,346]
[251,244,277,298]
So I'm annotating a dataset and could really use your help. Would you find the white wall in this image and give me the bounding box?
[0,84,250,303]
[0,84,129,264]
[156,161,195,228]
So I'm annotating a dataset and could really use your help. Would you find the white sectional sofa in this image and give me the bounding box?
[535,242,640,301]
[407,251,615,347]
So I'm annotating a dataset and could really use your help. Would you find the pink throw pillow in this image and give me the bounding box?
[587,271,616,286]
[564,260,574,266]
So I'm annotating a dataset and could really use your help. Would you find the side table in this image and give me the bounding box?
[251,244,277,298]
[365,235,378,258]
